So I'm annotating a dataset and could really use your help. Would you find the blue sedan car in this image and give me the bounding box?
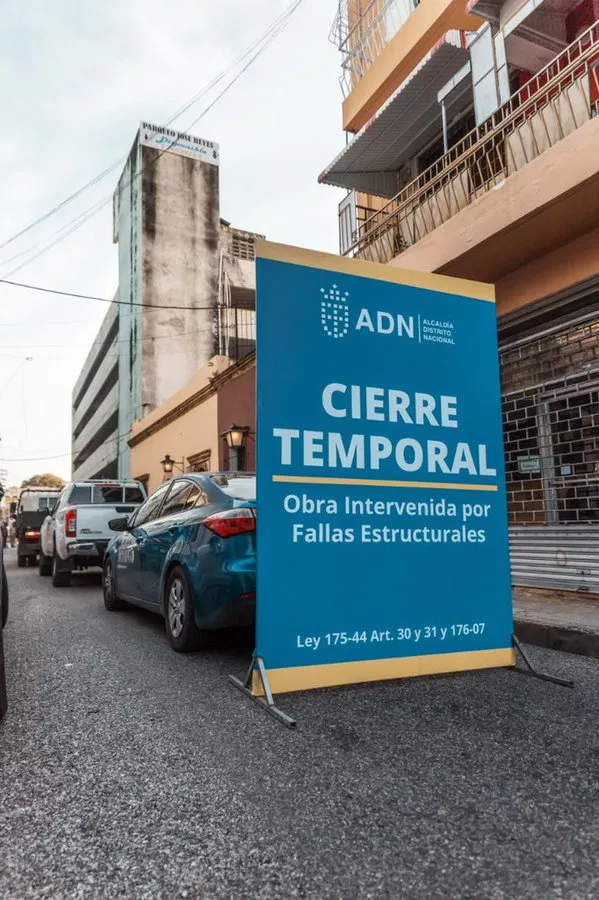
[103,473,256,651]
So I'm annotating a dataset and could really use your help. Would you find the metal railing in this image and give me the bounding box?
[348,22,599,263]
[217,306,256,362]
[332,0,419,97]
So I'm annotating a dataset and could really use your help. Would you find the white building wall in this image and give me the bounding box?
[139,142,221,412]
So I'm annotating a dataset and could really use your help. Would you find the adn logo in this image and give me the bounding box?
[320,285,350,339]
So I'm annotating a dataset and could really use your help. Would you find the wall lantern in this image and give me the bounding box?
[160,454,184,476]
[221,424,250,471]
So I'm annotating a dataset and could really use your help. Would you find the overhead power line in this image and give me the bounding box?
[0,424,139,463]
[0,319,242,350]
[0,276,239,311]
[0,0,303,275]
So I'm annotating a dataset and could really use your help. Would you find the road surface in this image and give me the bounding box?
[1,549,599,899]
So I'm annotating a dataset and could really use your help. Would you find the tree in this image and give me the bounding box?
[20,473,65,489]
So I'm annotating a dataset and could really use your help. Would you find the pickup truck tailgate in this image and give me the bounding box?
[72,504,136,541]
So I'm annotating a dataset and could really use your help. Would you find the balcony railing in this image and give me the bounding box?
[347,21,599,264]
[217,306,256,362]
[331,0,419,97]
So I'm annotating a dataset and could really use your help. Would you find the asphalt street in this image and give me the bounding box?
[1,550,599,900]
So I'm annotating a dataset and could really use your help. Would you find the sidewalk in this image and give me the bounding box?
[514,586,599,659]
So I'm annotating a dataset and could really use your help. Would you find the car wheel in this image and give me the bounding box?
[103,559,126,611]
[164,566,203,652]
[1,566,8,628]
[17,556,25,568]
[51,551,71,588]
[38,550,52,576]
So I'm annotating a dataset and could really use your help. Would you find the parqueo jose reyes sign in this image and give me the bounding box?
[256,242,515,695]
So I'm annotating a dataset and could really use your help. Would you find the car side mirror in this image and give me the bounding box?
[108,516,129,532]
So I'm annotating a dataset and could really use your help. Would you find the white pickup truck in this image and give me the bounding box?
[39,480,147,587]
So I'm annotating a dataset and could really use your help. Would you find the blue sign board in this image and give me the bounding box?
[256,242,515,695]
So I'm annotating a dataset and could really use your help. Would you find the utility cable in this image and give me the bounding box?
[0,2,302,279]
[0,0,303,266]
[1,426,136,463]
[0,276,238,310]
[0,318,251,350]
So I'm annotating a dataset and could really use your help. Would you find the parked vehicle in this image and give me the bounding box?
[103,473,256,651]
[40,480,147,587]
[13,487,62,568]
[1,489,8,719]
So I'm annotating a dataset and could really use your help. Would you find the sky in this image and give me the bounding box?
[0,0,344,487]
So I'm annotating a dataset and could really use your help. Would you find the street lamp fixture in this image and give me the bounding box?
[223,424,249,450]
[160,454,184,476]
[221,424,250,471]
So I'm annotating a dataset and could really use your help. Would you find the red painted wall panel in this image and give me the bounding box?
[217,364,256,471]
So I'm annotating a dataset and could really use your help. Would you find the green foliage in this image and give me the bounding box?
[20,473,65,489]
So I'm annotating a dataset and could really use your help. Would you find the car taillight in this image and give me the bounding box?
[24,530,40,538]
[204,508,256,538]
[65,509,77,538]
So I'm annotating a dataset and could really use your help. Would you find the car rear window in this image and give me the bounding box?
[217,476,256,501]
[66,484,145,505]
[68,486,92,505]
[37,496,58,511]
[124,486,145,503]
[92,485,124,504]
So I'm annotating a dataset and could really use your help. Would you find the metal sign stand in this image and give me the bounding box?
[229,654,296,729]
[230,638,573,730]
[512,635,574,688]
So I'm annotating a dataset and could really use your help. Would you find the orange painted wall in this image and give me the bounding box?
[343,0,482,132]
[496,226,599,317]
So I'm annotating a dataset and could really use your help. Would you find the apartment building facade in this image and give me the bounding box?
[322,0,599,591]
[72,122,262,482]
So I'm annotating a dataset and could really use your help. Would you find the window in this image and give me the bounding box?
[92,485,123,504]
[214,475,256,501]
[37,496,58,511]
[226,445,246,472]
[133,484,170,527]
[68,485,92,505]
[187,450,211,472]
[161,480,195,518]
[125,486,146,503]
[187,485,207,509]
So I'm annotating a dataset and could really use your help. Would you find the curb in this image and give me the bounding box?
[515,620,599,661]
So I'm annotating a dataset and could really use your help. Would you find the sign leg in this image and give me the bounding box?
[229,656,297,729]
[512,635,574,688]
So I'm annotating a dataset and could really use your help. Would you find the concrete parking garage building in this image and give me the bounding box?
[72,122,262,482]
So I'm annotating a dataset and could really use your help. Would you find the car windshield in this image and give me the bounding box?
[217,476,256,501]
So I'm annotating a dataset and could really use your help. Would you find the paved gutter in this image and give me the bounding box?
[514,586,599,659]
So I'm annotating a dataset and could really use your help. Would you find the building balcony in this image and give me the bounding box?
[320,30,472,199]
[345,21,599,268]
[331,0,482,132]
